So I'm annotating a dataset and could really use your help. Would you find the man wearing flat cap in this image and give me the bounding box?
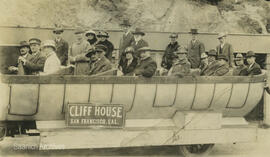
[69,27,92,75]
[233,53,248,76]
[53,27,69,66]
[119,19,134,67]
[167,47,191,77]
[216,32,234,68]
[87,44,112,75]
[134,47,157,77]
[214,54,230,76]
[96,31,114,61]
[187,29,205,69]
[8,41,32,75]
[246,51,261,76]
[161,33,180,70]
[131,28,149,58]
[18,38,46,75]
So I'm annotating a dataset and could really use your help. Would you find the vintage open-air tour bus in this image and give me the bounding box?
[0,26,270,157]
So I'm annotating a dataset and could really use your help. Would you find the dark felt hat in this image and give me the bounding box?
[97,31,109,38]
[29,38,41,45]
[53,27,64,34]
[189,29,199,34]
[234,53,244,60]
[217,54,228,61]
[85,48,96,58]
[169,33,178,38]
[246,51,256,58]
[120,19,131,27]
[95,44,108,53]
[19,41,30,48]
[132,28,145,36]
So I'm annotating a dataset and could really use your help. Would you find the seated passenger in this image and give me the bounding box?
[134,47,157,77]
[119,47,138,76]
[202,49,218,76]
[214,54,230,76]
[8,41,32,75]
[233,53,248,76]
[199,53,208,75]
[19,38,46,75]
[86,45,112,75]
[167,50,191,77]
[246,51,262,76]
[40,40,61,75]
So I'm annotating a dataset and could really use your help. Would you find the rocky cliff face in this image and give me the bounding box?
[0,0,269,34]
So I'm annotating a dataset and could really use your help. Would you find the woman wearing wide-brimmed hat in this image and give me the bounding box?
[232,53,248,76]
[96,31,114,61]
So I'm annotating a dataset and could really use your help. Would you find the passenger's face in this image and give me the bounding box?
[218,37,225,44]
[208,56,216,63]
[140,51,148,59]
[134,34,142,42]
[30,43,40,53]
[87,34,94,40]
[54,32,62,39]
[91,53,99,61]
[191,34,197,40]
[20,47,30,55]
[247,57,255,65]
[235,59,244,66]
[126,52,133,60]
[170,37,176,43]
[201,58,208,65]
[122,25,129,32]
[98,37,106,42]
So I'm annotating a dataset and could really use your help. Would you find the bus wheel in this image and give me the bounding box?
[0,127,6,141]
[179,144,214,157]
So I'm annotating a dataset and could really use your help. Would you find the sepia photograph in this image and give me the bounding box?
[0,0,270,156]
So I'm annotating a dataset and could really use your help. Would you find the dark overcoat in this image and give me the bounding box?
[247,62,262,76]
[24,52,46,75]
[55,38,69,66]
[134,57,157,77]
[161,42,180,70]
[187,40,205,68]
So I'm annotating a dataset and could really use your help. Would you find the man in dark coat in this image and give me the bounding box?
[216,32,234,67]
[119,47,138,75]
[119,19,134,65]
[246,51,262,76]
[134,47,157,77]
[8,41,32,75]
[131,28,149,58]
[187,29,205,69]
[161,33,180,70]
[96,31,114,61]
[233,53,248,76]
[213,54,230,76]
[18,38,46,75]
[167,50,191,77]
[87,45,112,76]
[53,27,69,66]
[202,49,218,76]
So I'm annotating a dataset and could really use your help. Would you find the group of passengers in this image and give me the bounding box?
[8,19,262,77]
[161,29,262,77]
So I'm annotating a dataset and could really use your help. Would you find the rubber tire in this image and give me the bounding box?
[0,127,6,141]
[179,144,214,157]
